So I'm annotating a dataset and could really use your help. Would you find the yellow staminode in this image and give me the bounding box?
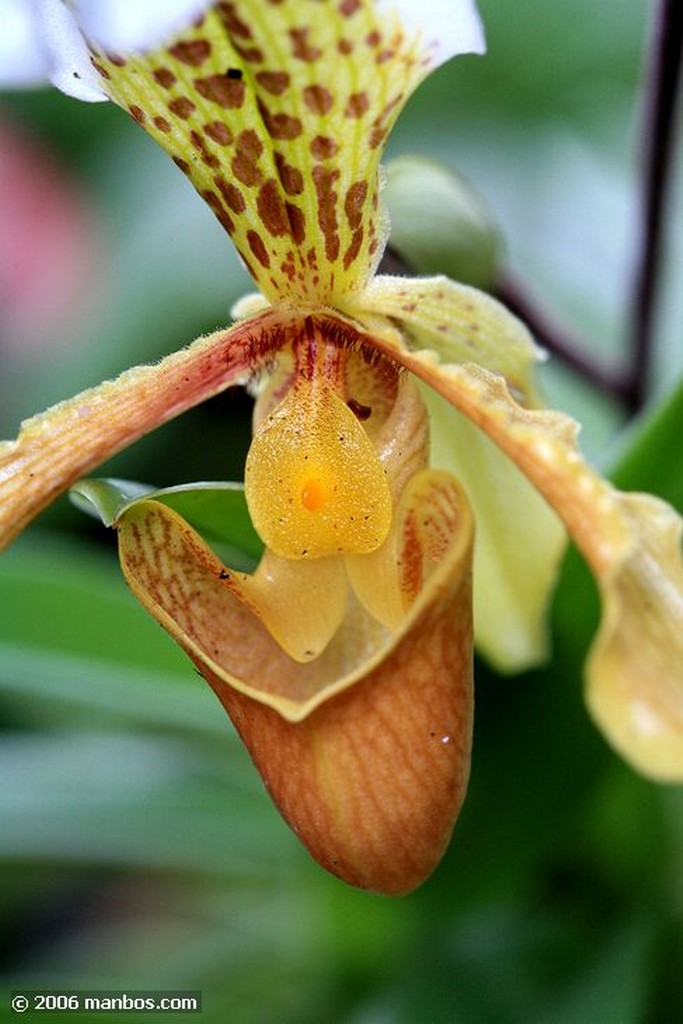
[245,377,392,559]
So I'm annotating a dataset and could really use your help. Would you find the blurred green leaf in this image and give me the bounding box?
[0,535,182,669]
[0,534,216,732]
[609,378,683,505]
[0,730,292,876]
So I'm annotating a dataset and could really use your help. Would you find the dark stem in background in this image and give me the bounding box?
[626,0,683,413]
[502,0,683,411]
[380,247,634,401]
[495,271,633,402]
[383,3,682,412]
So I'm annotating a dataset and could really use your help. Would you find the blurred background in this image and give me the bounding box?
[1,1,682,1021]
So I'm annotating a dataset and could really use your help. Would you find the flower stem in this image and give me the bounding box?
[495,271,633,402]
[498,1,683,413]
[626,0,683,412]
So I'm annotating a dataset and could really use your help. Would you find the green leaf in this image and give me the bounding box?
[0,730,295,876]
[0,534,219,731]
[71,478,264,570]
[609,378,683,506]
[153,483,262,560]
[70,477,154,526]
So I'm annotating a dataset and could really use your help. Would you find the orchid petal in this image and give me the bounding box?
[420,386,565,670]
[354,274,545,402]
[585,493,683,781]
[88,1,482,305]
[0,308,287,552]
[224,547,350,662]
[360,320,683,781]
[350,275,566,669]
[114,469,474,893]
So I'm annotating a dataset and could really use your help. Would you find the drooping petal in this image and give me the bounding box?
[420,386,565,670]
[0,307,286,551]
[114,470,474,893]
[359,317,683,781]
[88,0,483,305]
[350,275,566,670]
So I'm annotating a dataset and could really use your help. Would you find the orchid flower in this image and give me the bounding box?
[1,0,682,896]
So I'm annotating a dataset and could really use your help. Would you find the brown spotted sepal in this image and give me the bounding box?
[110,466,474,894]
[86,0,482,306]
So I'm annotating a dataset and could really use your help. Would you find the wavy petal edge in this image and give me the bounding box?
[356,319,683,780]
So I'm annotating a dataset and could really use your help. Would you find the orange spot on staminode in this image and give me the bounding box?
[301,480,326,511]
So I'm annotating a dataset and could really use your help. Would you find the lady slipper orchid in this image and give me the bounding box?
[1,0,682,894]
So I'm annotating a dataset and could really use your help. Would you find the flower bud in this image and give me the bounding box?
[384,156,500,289]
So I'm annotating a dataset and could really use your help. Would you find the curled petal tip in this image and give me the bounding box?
[378,0,485,64]
[586,494,683,782]
[34,0,109,101]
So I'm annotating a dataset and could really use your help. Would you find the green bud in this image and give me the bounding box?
[383,156,501,289]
